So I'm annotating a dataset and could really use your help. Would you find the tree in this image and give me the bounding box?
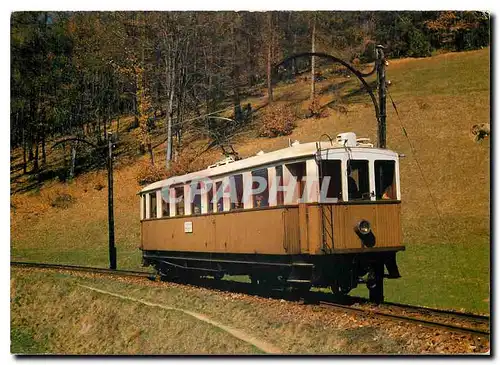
[310,13,316,101]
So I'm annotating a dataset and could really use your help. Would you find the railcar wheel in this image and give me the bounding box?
[213,272,224,280]
[367,264,384,304]
[250,275,258,285]
[286,283,311,301]
[330,284,344,296]
[330,281,352,297]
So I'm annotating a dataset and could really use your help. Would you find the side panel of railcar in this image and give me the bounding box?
[141,207,300,255]
[141,202,402,256]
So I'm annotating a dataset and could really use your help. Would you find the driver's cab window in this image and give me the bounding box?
[375,160,397,200]
[347,160,370,200]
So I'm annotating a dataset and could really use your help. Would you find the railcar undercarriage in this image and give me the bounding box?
[142,250,402,303]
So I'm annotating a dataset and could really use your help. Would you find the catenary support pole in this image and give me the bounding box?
[107,132,117,270]
[376,45,387,149]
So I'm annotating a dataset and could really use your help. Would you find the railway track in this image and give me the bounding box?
[11,261,153,279]
[316,300,489,337]
[11,261,490,337]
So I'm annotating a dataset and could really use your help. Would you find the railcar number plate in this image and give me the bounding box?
[184,221,193,233]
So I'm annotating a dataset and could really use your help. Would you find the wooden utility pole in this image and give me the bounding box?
[51,135,118,268]
[107,132,117,270]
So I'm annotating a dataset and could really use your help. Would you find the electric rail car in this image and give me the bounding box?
[139,132,404,302]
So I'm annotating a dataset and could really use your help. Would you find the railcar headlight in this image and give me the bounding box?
[356,220,371,235]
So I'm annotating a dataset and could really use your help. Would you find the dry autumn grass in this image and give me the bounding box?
[10,49,490,314]
[11,268,489,354]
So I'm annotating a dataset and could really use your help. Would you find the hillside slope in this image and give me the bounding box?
[10,48,490,312]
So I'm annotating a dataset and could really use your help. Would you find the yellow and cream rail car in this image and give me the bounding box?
[139,132,404,302]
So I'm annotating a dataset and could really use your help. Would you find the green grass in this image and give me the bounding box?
[352,241,490,313]
[11,246,144,271]
[11,327,49,354]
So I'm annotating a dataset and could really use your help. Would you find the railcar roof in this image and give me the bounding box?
[140,141,398,193]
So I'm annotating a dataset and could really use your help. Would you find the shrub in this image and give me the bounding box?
[136,151,211,186]
[407,27,432,57]
[167,151,212,178]
[304,97,327,119]
[259,103,296,138]
[50,193,75,209]
[136,162,168,186]
[93,182,105,191]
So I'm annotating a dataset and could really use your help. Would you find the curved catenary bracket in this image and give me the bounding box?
[51,137,102,151]
[273,52,381,123]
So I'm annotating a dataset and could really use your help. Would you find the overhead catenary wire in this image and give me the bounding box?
[387,90,447,230]
[151,105,240,150]
[387,91,473,301]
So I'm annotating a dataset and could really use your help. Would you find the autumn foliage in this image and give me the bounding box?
[136,161,169,186]
[307,97,325,118]
[136,148,212,186]
[258,103,296,138]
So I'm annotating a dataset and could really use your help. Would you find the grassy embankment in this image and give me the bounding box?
[10,49,490,313]
[11,268,488,354]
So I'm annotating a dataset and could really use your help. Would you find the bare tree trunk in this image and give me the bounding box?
[133,94,139,128]
[103,116,107,140]
[22,127,27,174]
[292,33,297,75]
[166,86,174,168]
[267,43,273,103]
[310,15,316,101]
[267,13,274,104]
[28,140,34,162]
[165,52,175,169]
[41,131,46,166]
[32,134,39,174]
[148,143,154,165]
[231,22,242,121]
[69,143,77,180]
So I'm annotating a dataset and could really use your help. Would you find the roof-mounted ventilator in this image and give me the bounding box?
[208,144,241,169]
[208,156,237,169]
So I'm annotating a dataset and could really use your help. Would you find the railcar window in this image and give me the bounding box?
[150,192,157,218]
[230,174,244,210]
[191,181,202,215]
[375,160,397,200]
[276,165,284,205]
[142,194,147,220]
[215,181,223,212]
[347,160,370,200]
[207,182,214,213]
[252,168,269,207]
[287,162,306,202]
[320,160,342,200]
[161,189,170,217]
[175,186,185,216]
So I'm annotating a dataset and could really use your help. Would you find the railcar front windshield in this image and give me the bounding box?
[320,160,342,201]
[375,160,397,200]
[347,160,370,200]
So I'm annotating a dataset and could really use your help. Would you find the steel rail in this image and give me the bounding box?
[11,261,152,278]
[318,300,490,337]
[380,300,490,321]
